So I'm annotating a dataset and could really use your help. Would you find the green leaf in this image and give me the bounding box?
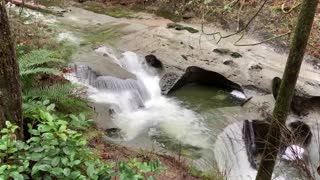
[86,164,95,178]
[59,125,67,132]
[38,164,52,172]
[0,165,8,174]
[42,133,54,140]
[28,153,43,161]
[51,167,63,176]
[70,171,81,179]
[1,129,8,133]
[58,133,68,141]
[0,144,7,150]
[62,147,71,155]
[5,121,12,128]
[32,164,51,175]
[61,157,69,166]
[46,104,55,111]
[38,124,51,132]
[43,100,50,105]
[9,171,24,180]
[63,168,71,177]
[29,129,40,135]
[148,176,156,180]
[51,157,60,167]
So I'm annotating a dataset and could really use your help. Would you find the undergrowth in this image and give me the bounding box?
[0,100,165,179]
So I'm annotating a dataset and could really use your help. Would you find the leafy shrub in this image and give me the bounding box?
[119,158,165,180]
[1,100,165,179]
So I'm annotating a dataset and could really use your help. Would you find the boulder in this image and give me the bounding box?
[167,66,243,94]
[242,120,269,169]
[145,54,163,68]
[242,119,312,169]
[159,72,181,95]
[73,51,136,80]
[272,77,320,116]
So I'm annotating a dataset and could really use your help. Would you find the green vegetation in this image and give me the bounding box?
[36,0,69,7]
[81,2,133,18]
[18,49,63,80]
[154,8,181,22]
[82,26,121,46]
[0,100,164,179]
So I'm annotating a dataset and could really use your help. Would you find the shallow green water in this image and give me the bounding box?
[170,84,243,113]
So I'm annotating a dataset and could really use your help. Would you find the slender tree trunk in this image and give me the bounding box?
[255,0,319,179]
[0,1,24,140]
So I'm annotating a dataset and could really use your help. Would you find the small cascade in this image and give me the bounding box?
[72,63,150,110]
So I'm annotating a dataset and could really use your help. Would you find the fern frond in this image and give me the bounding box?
[20,67,60,77]
[18,49,64,69]
[23,84,74,100]
[23,84,90,113]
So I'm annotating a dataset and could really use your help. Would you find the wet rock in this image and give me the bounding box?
[181,55,188,61]
[242,119,312,169]
[213,48,231,55]
[89,102,118,130]
[105,128,122,139]
[167,23,199,33]
[159,72,181,95]
[168,66,243,94]
[73,51,136,80]
[223,59,234,65]
[242,120,269,169]
[249,64,263,71]
[272,77,320,116]
[287,121,312,147]
[213,48,242,58]
[145,54,163,68]
[230,52,242,58]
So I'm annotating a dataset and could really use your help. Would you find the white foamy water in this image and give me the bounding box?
[66,51,211,149]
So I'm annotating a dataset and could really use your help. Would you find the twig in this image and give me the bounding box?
[241,96,253,107]
[201,0,268,44]
[234,31,291,46]
[18,0,24,16]
[281,0,302,14]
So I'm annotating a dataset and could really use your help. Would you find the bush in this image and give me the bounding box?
[0,100,164,179]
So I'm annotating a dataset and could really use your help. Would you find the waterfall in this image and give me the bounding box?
[66,50,211,149]
[66,48,293,179]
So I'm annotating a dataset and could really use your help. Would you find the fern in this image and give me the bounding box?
[19,49,64,79]
[23,84,90,113]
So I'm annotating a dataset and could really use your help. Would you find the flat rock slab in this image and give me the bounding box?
[72,51,136,80]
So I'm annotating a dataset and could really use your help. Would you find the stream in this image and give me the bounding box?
[13,5,320,179]
[65,49,299,180]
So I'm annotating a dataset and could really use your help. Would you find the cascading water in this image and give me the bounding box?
[67,50,211,148]
[65,49,296,179]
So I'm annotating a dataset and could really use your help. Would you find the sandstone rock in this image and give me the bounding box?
[168,66,243,94]
[223,59,234,65]
[242,119,312,169]
[145,54,163,68]
[159,72,181,95]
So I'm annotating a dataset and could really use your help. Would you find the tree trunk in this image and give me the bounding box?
[255,0,319,179]
[0,1,24,140]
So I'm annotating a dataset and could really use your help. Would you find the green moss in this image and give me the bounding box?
[37,0,69,7]
[154,8,181,22]
[82,26,121,46]
[82,2,133,18]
